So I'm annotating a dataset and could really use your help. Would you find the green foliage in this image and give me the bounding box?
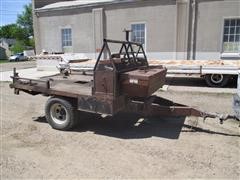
[0,24,14,38]
[10,40,25,54]
[0,24,28,40]
[0,60,8,64]
[17,3,33,37]
[0,3,35,54]
[28,37,35,48]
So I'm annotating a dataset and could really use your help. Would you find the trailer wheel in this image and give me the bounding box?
[45,97,76,130]
[205,74,229,87]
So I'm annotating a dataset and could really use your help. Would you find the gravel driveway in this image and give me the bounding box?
[1,82,239,179]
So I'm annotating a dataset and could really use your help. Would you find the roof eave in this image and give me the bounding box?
[35,0,138,13]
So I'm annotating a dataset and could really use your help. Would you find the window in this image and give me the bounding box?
[61,28,72,47]
[223,19,240,53]
[131,23,145,45]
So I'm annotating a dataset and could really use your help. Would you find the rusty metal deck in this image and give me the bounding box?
[40,73,93,96]
[10,72,93,98]
[50,81,92,96]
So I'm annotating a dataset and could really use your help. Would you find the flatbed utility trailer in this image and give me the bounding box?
[10,39,238,130]
[149,59,240,87]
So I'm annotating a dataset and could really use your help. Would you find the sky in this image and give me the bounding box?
[0,0,31,26]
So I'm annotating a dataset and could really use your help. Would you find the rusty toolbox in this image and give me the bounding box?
[120,66,167,97]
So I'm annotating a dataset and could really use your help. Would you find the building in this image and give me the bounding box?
[0,38,16,58]
[33,0,240,60]
[0,46,7,59]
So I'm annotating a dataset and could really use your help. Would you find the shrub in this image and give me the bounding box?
[10,40,25,54]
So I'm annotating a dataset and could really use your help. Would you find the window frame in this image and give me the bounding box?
[130,22,147,51]
[221,17,240,54]
[61,28,72,48]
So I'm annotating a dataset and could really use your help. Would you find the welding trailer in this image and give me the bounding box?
[10,39,238,130]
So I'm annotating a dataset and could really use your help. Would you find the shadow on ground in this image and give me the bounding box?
[33,113,240,139]
[165,76,237,88]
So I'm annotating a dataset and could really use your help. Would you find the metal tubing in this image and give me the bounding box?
[104,39,142,46]
[125,96,234,123]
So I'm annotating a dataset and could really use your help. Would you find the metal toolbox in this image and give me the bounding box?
[120,66,167,97]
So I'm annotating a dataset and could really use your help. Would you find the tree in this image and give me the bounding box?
[0,24,15,38]
[0,24,27,40]
[17,3,33,37]
[0,3,34,54]
[10,40,25,54]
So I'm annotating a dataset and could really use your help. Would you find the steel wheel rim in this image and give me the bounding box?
[210,74,223,84]
[50,103,68,125]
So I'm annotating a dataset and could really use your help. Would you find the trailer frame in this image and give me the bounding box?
[10,39,238,130]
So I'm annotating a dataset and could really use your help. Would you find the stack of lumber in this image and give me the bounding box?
[34,53,91,71]
[148,60,240,67]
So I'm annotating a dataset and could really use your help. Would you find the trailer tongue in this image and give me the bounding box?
[10,39,238,130]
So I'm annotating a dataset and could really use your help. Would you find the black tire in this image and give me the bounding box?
[45,97,76,130]
[15,58,19,61]
[204,74,230,87]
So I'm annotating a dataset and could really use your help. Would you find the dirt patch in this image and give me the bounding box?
[1,82,239,179]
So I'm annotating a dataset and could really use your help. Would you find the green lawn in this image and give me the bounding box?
[0,59,8,64]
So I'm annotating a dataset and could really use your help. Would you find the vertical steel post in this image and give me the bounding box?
[123,29,132,41]
[237,70,240,96]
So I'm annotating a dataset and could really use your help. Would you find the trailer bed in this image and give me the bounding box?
[50,81,92,96]
[12,73,93,98]
[68,59,240,75]
[149,60,240,75]
[45,73,93,96]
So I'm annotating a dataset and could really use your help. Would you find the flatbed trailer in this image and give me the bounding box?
[149,59,240,87]
[10,39,238,130]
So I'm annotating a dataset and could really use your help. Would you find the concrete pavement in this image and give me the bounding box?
[0,61,36,72]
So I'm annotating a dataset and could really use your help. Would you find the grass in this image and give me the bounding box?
[0,59,8,64]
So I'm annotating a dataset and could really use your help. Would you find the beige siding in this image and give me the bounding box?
[105,1,176,53]
[195,0,240,59]
[38,12,94,53]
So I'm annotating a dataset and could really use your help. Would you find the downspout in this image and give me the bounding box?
[32,0,41,55]
[190,0,197,60]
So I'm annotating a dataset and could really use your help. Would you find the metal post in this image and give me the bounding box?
[190,0,197,60]
[13,68,18,83]
[13,67,16,76]
[123,29,132,41]
[237,70,240,96]
[46,80,50,89]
